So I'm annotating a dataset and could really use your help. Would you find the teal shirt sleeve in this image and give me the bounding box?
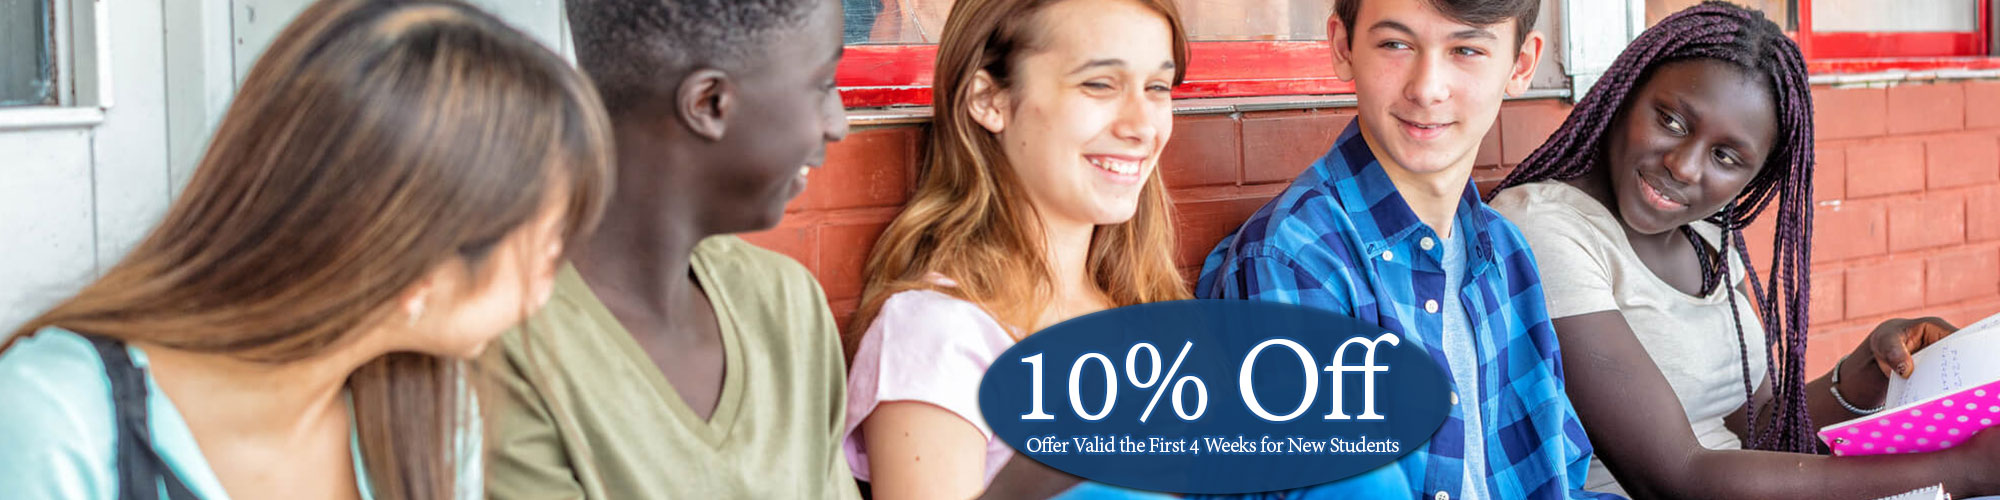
[1,328,485,500]
[0,330,121,500]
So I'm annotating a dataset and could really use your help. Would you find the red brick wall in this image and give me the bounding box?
[1766,81,2000,374]
[747,86,2000,376]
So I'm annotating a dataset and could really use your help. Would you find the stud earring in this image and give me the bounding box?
[406,300,426,327]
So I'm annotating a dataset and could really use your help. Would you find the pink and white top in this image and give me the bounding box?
[842,287,1020,486]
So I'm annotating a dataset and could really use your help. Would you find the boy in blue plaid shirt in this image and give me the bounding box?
[1194,0,1617,498]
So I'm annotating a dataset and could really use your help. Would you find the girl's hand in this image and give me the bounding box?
[1863,317,1958,378]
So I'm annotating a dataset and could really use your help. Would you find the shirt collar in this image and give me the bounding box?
[1314,121,1498,269]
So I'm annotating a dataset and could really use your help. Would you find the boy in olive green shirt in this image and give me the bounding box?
[488,239,854,498]
[484,0,857,497]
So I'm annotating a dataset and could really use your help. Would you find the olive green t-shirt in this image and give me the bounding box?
[484,236,861,499]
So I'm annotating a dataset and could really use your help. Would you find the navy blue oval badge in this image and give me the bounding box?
[976,299,1452,494]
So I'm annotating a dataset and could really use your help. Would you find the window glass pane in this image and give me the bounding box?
[841,0,1330,44]
[0,0,53,106]
[844,0,948,44]
[1179,0,1328,41]
[1647,0,1791,30]
[1812,0,1976,32]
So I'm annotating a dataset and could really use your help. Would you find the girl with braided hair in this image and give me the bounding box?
[1489,2,2000,498]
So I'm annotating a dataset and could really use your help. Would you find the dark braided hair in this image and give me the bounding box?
[1491,1,1817,453]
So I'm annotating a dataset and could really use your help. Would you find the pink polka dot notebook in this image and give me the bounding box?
[1821,313,2000,457]
[1822,380,2000,456]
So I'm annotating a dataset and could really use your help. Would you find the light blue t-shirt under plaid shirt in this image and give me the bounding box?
[1192,122,1616,500]
[1438,232,1491,500]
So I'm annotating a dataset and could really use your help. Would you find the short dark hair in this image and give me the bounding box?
[1335,0,1540,47]
[564,0,822,111]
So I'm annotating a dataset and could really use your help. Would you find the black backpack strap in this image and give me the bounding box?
[87,335,201,500]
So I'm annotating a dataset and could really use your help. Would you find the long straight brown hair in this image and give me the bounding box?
[5,0,613,498]
[848,0,1192,353]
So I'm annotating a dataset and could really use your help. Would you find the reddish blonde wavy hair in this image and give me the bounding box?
[848,0,1193,354]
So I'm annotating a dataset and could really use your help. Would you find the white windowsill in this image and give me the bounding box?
[0,106,107,131]
[1811,69,2000,87]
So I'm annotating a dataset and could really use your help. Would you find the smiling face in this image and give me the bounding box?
[711,0,848,233]
[1605,58,1777,235]
[1331,0,1540,177]
[971,0,1177,229]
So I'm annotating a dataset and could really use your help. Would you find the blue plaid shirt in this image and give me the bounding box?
[1193,123,1615,500]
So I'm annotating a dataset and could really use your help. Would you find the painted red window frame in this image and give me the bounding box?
[1796,0,1990,60]
[836,40,1350,108]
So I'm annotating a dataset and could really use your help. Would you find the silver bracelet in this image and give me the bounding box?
[1831,353,1886,415]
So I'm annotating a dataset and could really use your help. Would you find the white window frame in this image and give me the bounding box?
[0,0,112,131]
[153,0,570,192]
[1562,0,1649,99]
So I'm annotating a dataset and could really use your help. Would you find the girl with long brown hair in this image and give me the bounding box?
[838,0,1190,497]
[0,0,611,499]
